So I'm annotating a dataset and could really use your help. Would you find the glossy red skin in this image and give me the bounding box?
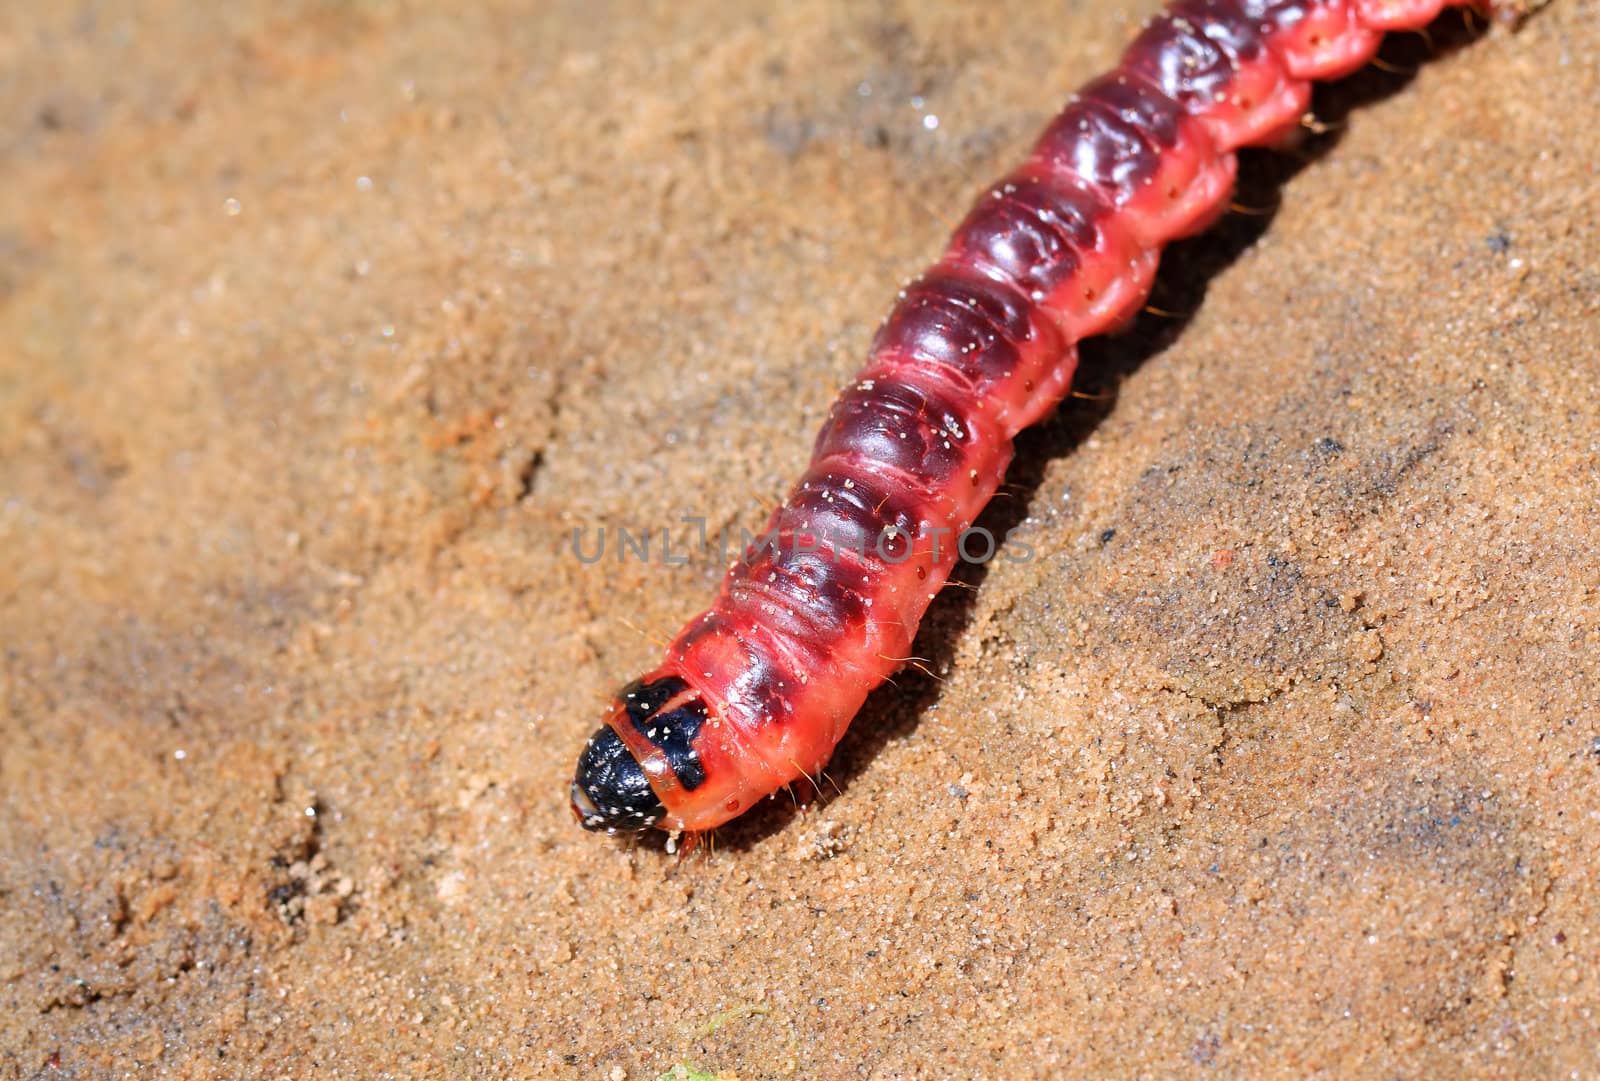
[596,0,1482,833]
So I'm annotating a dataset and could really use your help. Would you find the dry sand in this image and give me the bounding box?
[2,1,1598,1077]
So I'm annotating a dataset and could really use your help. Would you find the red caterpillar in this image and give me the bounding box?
[571,0,1488,834]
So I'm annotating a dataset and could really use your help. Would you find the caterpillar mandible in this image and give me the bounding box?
[571,0,1497,834]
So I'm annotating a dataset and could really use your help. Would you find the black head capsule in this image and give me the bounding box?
[569,674,711,834]
[570,726,665,833]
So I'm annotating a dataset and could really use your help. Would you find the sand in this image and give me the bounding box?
[2,1,1597,1077]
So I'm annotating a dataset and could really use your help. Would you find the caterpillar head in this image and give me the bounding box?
[570,724,664,833]
[569,673,709,833]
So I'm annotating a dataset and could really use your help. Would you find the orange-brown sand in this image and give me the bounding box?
[2,1,1597,1077]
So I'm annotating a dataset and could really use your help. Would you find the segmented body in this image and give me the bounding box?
[571,0,1485,834]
